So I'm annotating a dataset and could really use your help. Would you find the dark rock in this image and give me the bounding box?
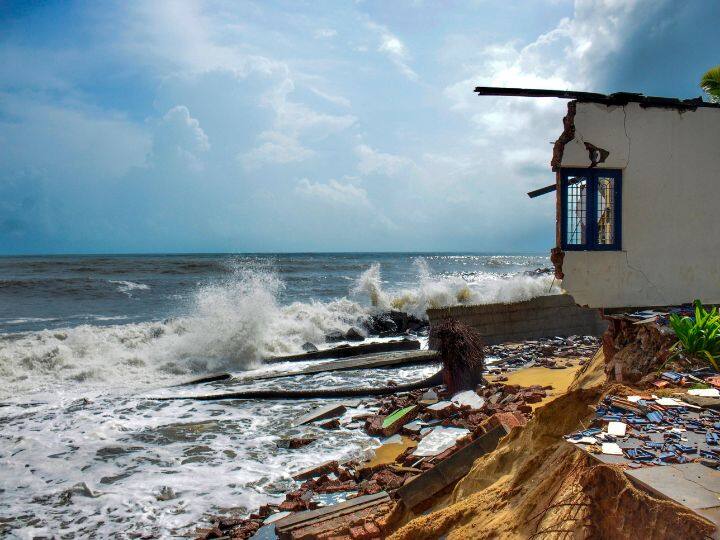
[302,342,319,352]
[345,327,365,341]
[363,311,427,337]
[318,418,340,430]
[325,330,344,342]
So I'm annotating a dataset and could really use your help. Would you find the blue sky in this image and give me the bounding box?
[1,0,717,254]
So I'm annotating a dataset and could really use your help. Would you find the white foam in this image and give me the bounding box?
[109,280,151,296]
[0,259,555,399]
[352,258,558,319]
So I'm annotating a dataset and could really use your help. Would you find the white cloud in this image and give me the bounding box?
[314,28,338,39]
[355,144,414,176]
[243,78,356,167]
[152,105,209,170]
[295,178,371,207]
[366,21,418,80]
[241,131,314,168]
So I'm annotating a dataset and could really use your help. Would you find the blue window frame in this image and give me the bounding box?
[561,168,622,251]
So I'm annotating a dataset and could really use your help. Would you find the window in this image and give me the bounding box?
[561,168,621,251]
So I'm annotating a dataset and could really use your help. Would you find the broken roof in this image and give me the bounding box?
[474,86,720,110]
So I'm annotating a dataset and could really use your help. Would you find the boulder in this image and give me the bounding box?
[325,330,345,342]
[302,342,319,352]
[345,327,365,341]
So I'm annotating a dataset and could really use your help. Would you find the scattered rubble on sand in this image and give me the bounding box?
[194,378,557,539]
[191,329,604,539]
[486,334,600,374]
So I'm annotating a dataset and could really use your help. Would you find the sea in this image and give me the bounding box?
[0,253,556,538]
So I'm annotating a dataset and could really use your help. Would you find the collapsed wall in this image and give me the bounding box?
[389,351,714,540]
[426,295,607,345]
[602,316,675,384]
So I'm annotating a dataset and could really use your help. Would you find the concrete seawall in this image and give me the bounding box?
[426,294,607,345]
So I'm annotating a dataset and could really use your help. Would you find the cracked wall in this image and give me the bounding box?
[557,101,720,308]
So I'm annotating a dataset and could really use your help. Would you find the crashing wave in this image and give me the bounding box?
[0,259,557,398]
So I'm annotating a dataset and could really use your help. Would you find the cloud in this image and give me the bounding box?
[355,144,414,176]
[152,105,209,170]
[314,28,338,39]
[241,131,314,168]
[366,21,418,80]
[295,178,371,207]
[243,78,356,167]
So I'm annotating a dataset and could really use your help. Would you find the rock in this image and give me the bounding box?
[318,418,340,430]
[302,342,319,352]
[292,460,339,481]
[325,330,345,342]
[277,437,317,449]
[345,327,365,341]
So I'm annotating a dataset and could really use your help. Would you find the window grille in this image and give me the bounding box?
[561,169,621,251]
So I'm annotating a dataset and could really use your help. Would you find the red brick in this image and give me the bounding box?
[350,525,369,539]
[485,411,527,432]
[364,521,381,537]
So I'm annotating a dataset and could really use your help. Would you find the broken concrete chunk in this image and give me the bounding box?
[601,442,623,455]
[318,418,340,430]
[419,389,438,405]
[380,405,418,437]
[451,390,486,410]
[412,427,470,457]
[292,460,339,481]
[293,403,347,427]
[278,437,317,450]
[401,421,422,436]
[426,401,454,418]
[483,411,527,432]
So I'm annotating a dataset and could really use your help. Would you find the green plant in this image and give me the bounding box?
[701,65,720,103]
[669,300,720,371]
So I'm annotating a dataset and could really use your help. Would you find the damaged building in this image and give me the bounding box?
[478,87,720,309]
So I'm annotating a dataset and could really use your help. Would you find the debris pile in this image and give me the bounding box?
[486,334,599,372]
[195,379,555,539]
[567,394,712,463]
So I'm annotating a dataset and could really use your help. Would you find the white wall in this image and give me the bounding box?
[559,101,720,308]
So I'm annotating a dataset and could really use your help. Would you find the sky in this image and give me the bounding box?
[0,0,718,255]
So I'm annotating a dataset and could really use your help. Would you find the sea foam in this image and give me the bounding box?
[0,259,556,398]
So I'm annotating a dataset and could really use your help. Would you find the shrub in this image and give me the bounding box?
[669,300,720,371]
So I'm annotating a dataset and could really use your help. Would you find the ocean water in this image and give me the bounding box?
[0,253,556,538]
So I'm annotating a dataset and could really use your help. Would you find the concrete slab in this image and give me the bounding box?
[253,350,440,381]
[626,463,720,511]
[396,426,507,511]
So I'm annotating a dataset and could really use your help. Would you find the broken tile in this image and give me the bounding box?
[601,442,623,455]
[412,427,470,457]
[607,421,627,436]
[451,390,486,410]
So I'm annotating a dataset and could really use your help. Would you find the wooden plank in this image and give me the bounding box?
[267,339,420,363]
[396,426,507,510]
[274,491,390,534]
[251,350,440,381]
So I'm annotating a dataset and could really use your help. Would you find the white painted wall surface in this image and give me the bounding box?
[559,101,720,308]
